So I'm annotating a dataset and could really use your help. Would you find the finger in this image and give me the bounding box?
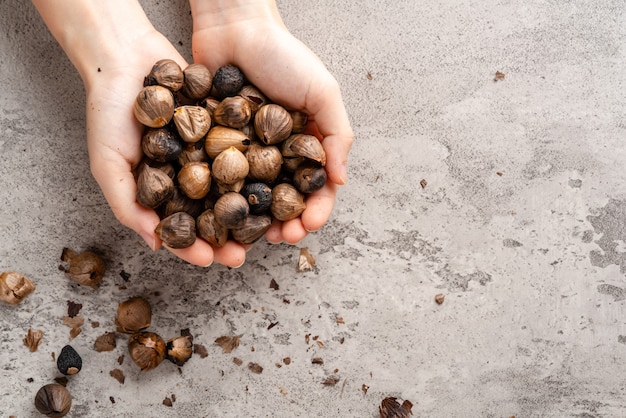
[281,217,307,245]
[300,182,338,232]
[265,220,284,244]
[165,239,215,267]
[213,241,247,267]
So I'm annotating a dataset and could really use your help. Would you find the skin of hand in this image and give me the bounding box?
[32,0,247,267]
[189,0,354,244]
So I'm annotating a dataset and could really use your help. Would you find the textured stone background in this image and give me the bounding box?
[2,0,626,417]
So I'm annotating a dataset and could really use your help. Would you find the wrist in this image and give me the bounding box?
[189,0,284,33]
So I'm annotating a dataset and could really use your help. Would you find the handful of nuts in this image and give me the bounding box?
[134,60,327,249]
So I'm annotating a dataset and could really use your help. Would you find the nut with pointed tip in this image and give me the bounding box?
[57,345,82,375]
[271,183,306,221]
[128,332,166,371]
[231,214,272,244]
[60,248,105,289]
[115,296,152,334]
[205,126,250,159]
[181,63,213,100]
[178,161,211,200]
[196,209,229,247]
[34,383,72,417]
[212,147,249,186]
[141,128,183,163]
[246,142,283,183]
[173,106,211,143]
[214,192,250,228]
[144,59,184,91]
[213,96,252,129]
[0,271,35,305]
[155,212,197,249]
[166,335,194,366]
[254,104,293,145]
[281,134,326,166]
[136,164,175,209]
[134,85,175,128]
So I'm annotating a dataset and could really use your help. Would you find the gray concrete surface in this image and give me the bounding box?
[1,0,626,416]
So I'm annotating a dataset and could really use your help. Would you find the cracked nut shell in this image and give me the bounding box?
[166,335,194,366]
[60,248,105,289]
[0,271,35,305]
[128,332,166,371]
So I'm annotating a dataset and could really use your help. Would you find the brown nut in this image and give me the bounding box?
[34,383,72,417]
[213,96,252,129]
[115,296,152,334]
[0,271,35,305]
[214,192,250,228]
[196,209,229,247]
[240,182,273,215]
[212,146,249,186]
[134,85,175,128]
[128,332,166,371]
[246,142,283,183]
[238,85,268,115]
[60,248,105,289]
[144,59,184,91]
[181,63,213,100]
[166,335,194,366]
[173,105,212,143]
[178,162,212,200]
[271,183,306,221]
[293,163,327,194]
[289,111,309,133]
[254,104,293,145]
[141,128,183,163]
[155,212,197,249]
[231,214,272,244]
[178,139,208,166]
[205,126,251,159]
[136,164,175,209]
[281,134,326,166]
[203,97,221,121]
[213,64,246,99]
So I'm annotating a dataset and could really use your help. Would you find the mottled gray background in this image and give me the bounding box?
[2,0,626,417]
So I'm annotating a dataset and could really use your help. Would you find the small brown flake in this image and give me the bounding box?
[312,335,319,341]
[54,376,68,387]
[496,171,503,176]
[316,341,325,348]
[280,387,288,396]
[181,328,192,338]
[51,352,55,361]
[334,368,339,374]
[297,247,316,272]
[336,316,345,324]
[312,357,324,365]
[322,376,340,386]
[69,327,81,340]
[275,362,282,368]
[194,344,209,358]
[119,270,131,281]
[305,333,311,344]
[23,328,43,352]
[110,396,115,404]
[340,337,345,344]
[117,354,125,365]
[283,357,291,365]
[94,332,117,352]
[171,394,176,403]
[91,321,100,328]
[366,71,373,80]
[494,71,505,81]
[269,279,279,290]
[435,293,445,305]
[340,378,348,398]
[109,368,125,384]
[267,322,279,330]
[233,357,243,366]
[63,316,84,329]
[420,179,427,189]
[215,336,240,353]
[163,397,173,407]
[67,300,83,318]
[362,384,369,395]
[379,397,413,418]
[248,362,263,374]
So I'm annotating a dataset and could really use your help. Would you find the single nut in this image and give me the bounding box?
[240,183,273,215]
[238,85,268,115]
[212,146,249,186]
[205,126,250,159]
[141,128,183,163]
[246,142,283,183]
[94,332,117,352]
[181,63,213,100]
[144,59,184,91]
[293,163,327,194]
[213,64,246,99]
[34,383,72,417]
[289,111,309,133]
[231,214,272,244]
[128,332,166,371]
[213,96,252,129]
[254,104,293,145]
[60,248,105,289]
[133,85,175,128]
[0,271,35,305]
[115,296,152,334]
[155,212,197,249]
[214,192,250,228]
[271,183,306,221]
[57,345,82,375]
[178,161,211,200]
[196,209,229,247]
[166,335,194,366]
[136,164,175,209]
[281,134,326,166]
[173,105,211,143]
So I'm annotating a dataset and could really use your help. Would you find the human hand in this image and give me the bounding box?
[190,0,354,244]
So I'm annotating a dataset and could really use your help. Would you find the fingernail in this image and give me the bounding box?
[338,164,348,185]
[140,232,157,251]
[232,259,246,268]
[202,261,213,268]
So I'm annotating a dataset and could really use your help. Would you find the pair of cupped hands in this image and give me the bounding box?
[85,5,353,267]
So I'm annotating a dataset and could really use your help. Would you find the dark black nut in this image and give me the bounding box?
[213,64,246,99]
[240,183,273,215]
[34,383,72,417]
[293,163,327,194]
[155,212,197,249]
[57,345,82,376]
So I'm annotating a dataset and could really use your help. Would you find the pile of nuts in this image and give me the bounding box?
[134,60,327,248]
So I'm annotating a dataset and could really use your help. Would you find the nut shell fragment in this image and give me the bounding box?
[0,271,35,304]
[166,335,194,366]
[60,248,105,289]
[128,332,166,371]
